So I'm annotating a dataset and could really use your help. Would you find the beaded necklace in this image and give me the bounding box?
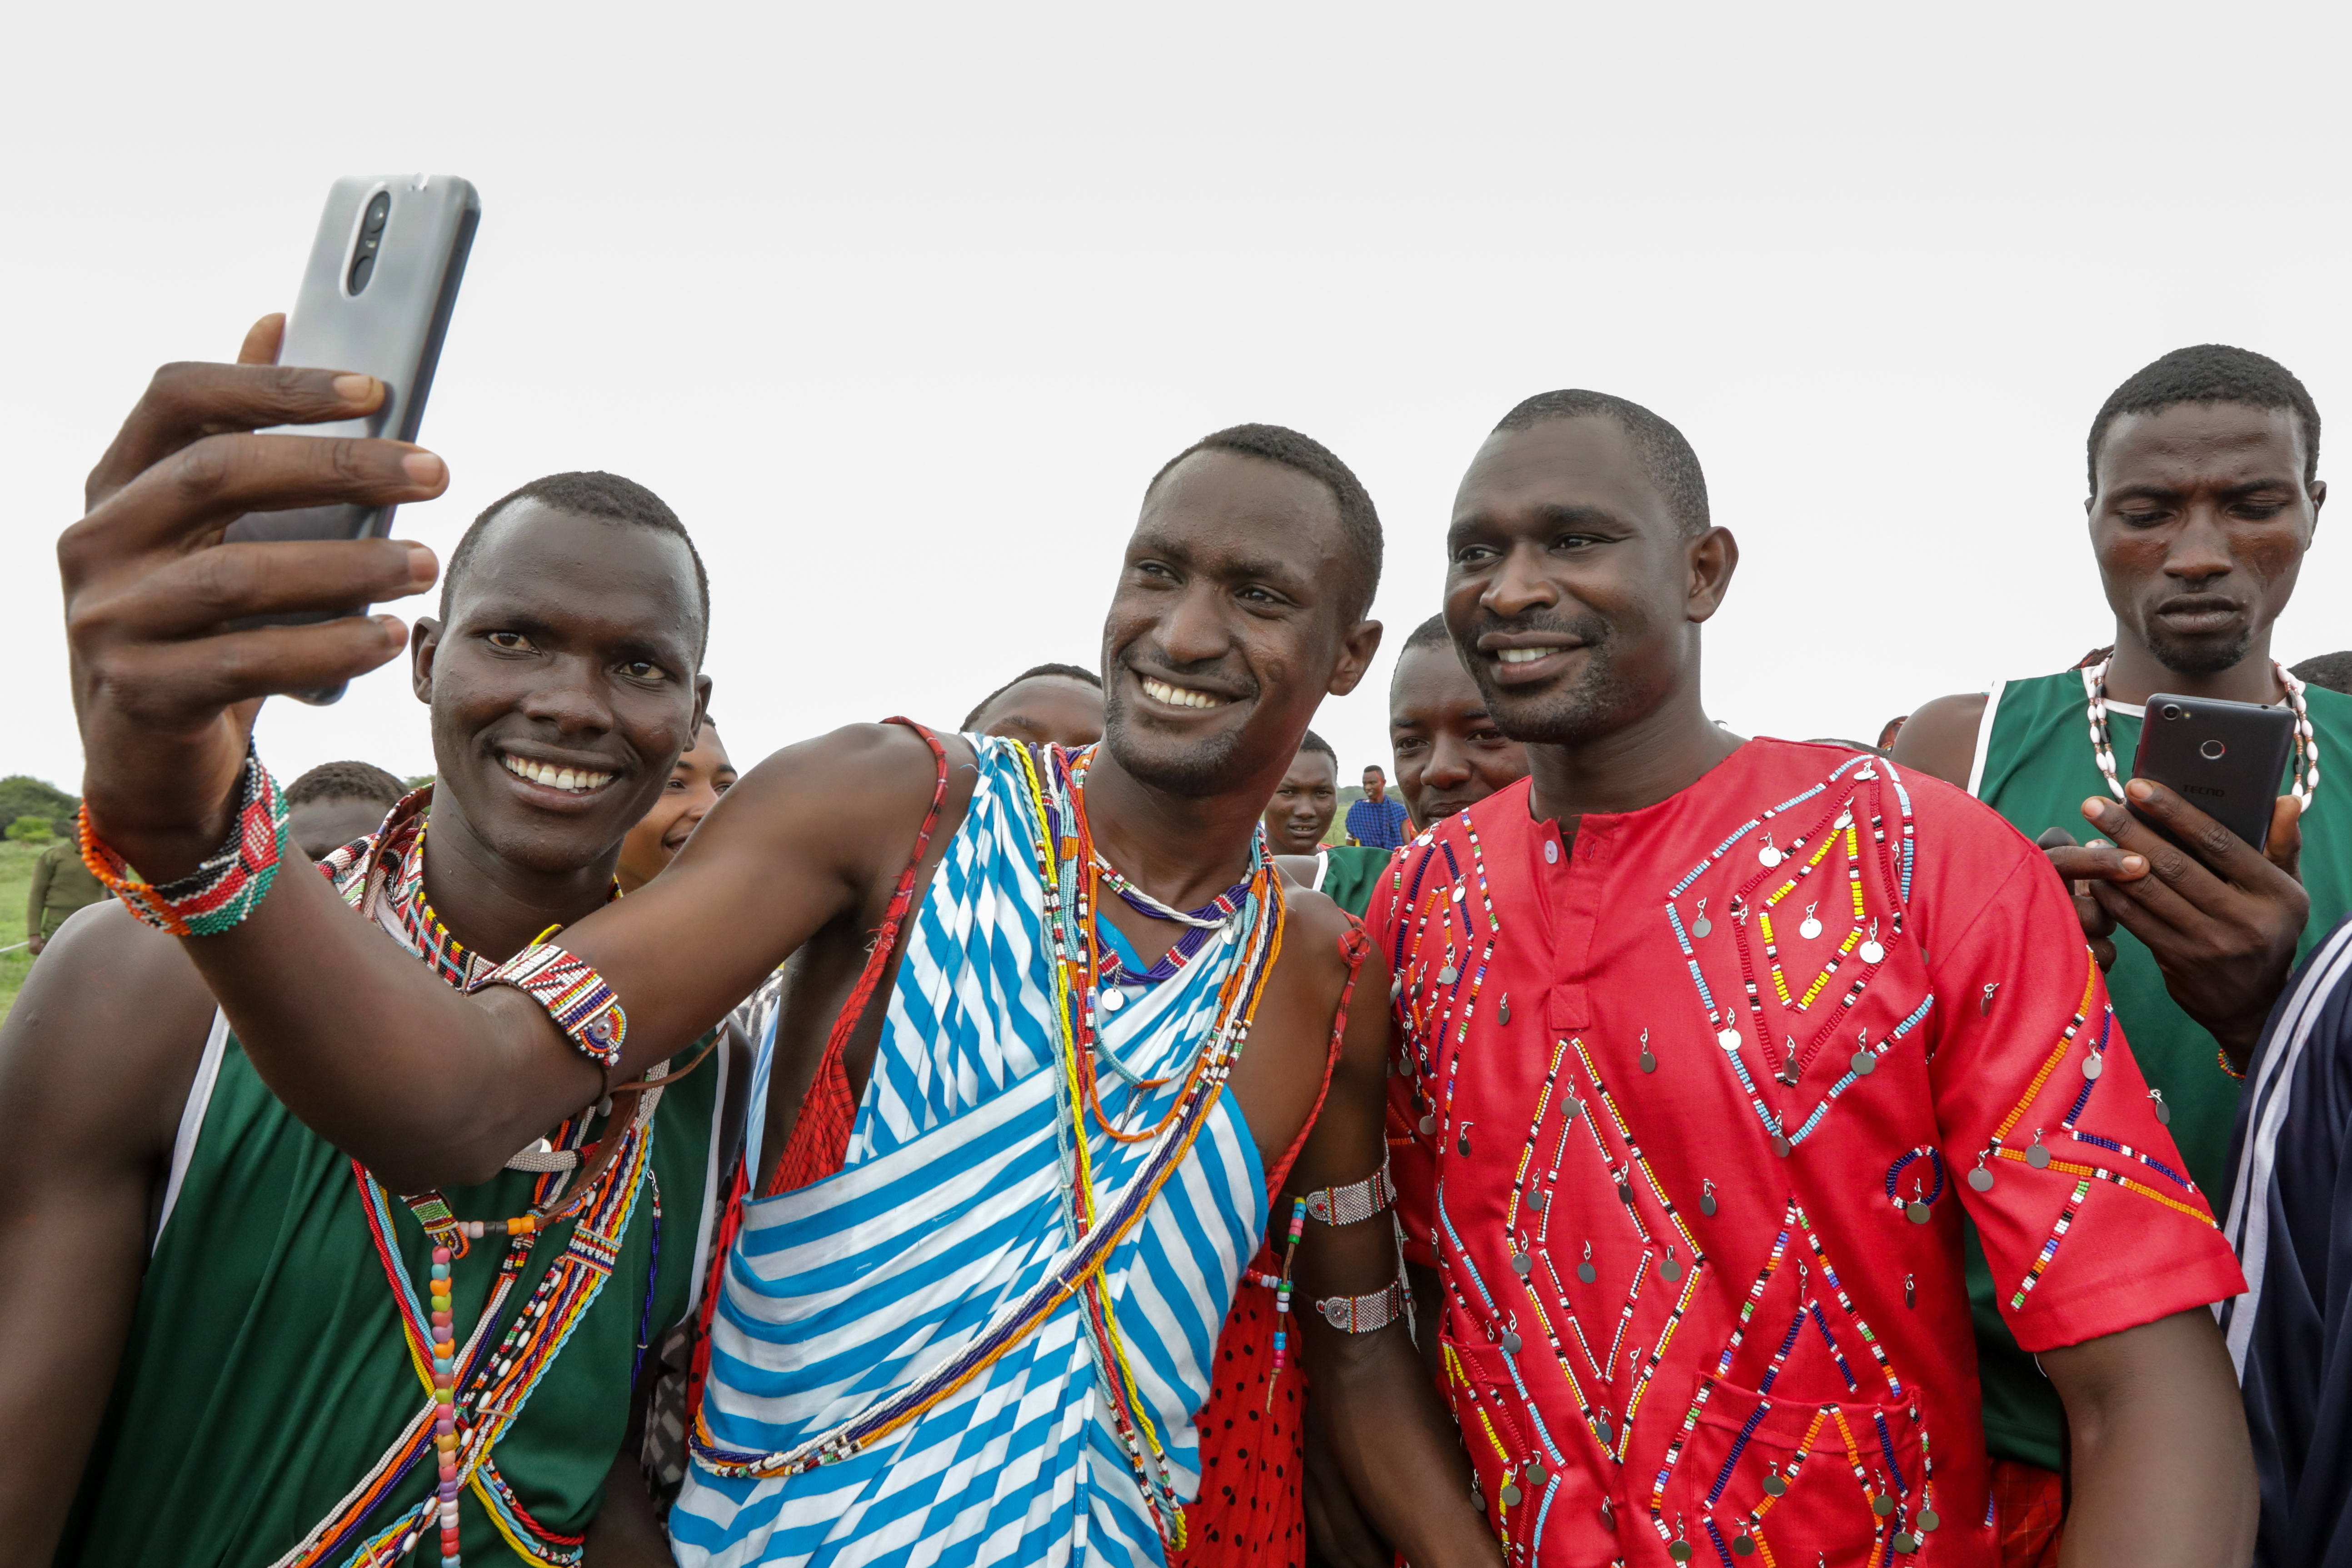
[278,795,657,1568]
[1016,743,1285,1553]
[2082,657,2320,804]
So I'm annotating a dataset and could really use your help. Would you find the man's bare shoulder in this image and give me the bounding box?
[0,898,217,1166]
[694,723,979,867]
[1889,693,1990,790]
[1278,880,1380,993]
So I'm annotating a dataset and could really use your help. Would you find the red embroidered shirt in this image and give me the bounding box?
[1369,739,2243,1567]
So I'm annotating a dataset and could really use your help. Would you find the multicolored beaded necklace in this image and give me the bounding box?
[1019,743,1286,1553]
[278,794,657,1568]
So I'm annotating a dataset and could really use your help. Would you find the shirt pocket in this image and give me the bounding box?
[1439,1331,1598,1563]
[1657,1371,1938,1566]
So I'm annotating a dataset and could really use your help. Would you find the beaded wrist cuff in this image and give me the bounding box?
[1303,1160,1396,1227]
[467,942,628,1071]
[78,745,290,937]
[1315,1278,1408,1333]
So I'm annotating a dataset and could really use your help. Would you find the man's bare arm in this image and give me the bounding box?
[2043,1308,2254,1568]
[0,905,216,1564]
[60,341,955,1193]
[1888,693,1987,790]
[1295,945,1498,1568]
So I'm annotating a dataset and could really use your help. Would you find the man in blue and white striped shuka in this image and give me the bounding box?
[662,424,1504,1568]
[2222,910,2352,1567]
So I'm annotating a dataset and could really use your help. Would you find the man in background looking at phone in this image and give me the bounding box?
[1894,343,2352,1567]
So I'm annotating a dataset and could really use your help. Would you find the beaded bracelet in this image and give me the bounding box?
[78,744,290,937]
[466,941,629,1072]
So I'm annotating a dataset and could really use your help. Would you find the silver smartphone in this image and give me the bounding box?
[227,175,480,701]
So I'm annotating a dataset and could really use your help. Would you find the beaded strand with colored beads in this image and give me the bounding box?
[1264,1194,1308,1410]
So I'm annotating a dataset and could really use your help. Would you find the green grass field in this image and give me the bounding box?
[0,839,43,1021]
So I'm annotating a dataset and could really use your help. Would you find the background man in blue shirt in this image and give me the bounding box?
[1343,763,1412,848]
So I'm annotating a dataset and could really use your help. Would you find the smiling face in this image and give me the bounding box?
[2092,402,2324,677]
[1263,747,1339,854]
[616,720,736,892]
[411,499,710,879]
[1444,417,1728,746]
[974,675,1105,748]
[1100,449,1379,799]
[1390,639,1529,826]
[1361,766,1385,801]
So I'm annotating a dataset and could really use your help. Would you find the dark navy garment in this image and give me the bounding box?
[2222,912,2352,1568]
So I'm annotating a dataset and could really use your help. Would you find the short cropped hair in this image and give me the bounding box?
[1297,729,1336,763]
[441,471,711,659]
[962,663,1103,731]
[1147,424,1383,623]
[2291,651,2352,696]
[285,760,408,809]
[1363,764,1386,777]
[1402,612,1453,654]
[2088,345,2322,490]
[1494,390,1711,538]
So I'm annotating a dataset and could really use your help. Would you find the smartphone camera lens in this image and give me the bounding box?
[2161,703,2184,721]
[2202,739,2227,760]
[349,192,391,294]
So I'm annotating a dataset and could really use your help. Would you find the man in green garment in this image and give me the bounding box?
[1894,342,2344,1564]
[0,449,730,1566]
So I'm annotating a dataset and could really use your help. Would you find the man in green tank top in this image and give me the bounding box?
[0,464,730,1567]
[1895,343,2340,1565]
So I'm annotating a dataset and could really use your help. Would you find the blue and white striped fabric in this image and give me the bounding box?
[672,737,1268,1568]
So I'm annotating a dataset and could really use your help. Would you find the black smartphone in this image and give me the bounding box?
[2128,693,2297,851]
[226,175,480,702]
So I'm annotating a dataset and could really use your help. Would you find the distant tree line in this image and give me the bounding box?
[0,776,80,843]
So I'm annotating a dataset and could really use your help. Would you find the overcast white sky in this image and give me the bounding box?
[8,5,2348,795]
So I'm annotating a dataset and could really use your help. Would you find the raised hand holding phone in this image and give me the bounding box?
[62,317,446,885]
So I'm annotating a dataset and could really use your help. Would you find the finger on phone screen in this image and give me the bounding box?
[2121,778,2267,884]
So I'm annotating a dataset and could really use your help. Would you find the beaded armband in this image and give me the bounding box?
[77,744,290,937]
[1315,1278,1408,1333]
[1303,1160,1396,1227]
[466,942,628,1072]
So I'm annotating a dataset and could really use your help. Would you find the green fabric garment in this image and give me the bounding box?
[30,837,107,937]
[58,1026,721,1568]
[1965,669,2352,1471]
[1315,844,1395,919]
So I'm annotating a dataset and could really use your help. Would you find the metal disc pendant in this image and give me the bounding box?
[1418,1114,1436,1136]
[1701,1193,1719,1217]
[1499,996,1511,1024]
[1564,1096,1583,1122]
[1503,1330,1523,1353]
[1618,1181,1634,1205]
[1501,1483,1522,1505]
[1528,1460,1547,1487]
[1641,1049,1658,1073]
[1861,940,1886,963]
[1800,917,1823,940]
[1529,1189,1547,1212]
[1460,1131,1473,1156]
[2027,1141,2051,1169]
[2154,1095,2172,1127]
[1918,1509,1940,1532]
[1390,974,1403,1001]
[1851,1050,1877,1076]
[1733,1534,1756,1557]
[1773,1134,1792,1158]
[1511,1253,1532,1276]
[2083,1054,2103,1079]
[1969,1167,1995,1192]
[1873,1493,1895,1518]
[1718,1028,1742,1051]
[1099,988,1125,1012]
[1762,1474,1787,1498]
[1670,1540,1693,1563]
[1578,1261,1597,1283]
[1594,1413,1614,1444]
[1438,965,1458,984]
[1693,916,1712,939]
[1894,1533,1919,1553]
[1907,1200,1931,1224]
[1759,845,1783,868]
[1662,1253,1683,1282]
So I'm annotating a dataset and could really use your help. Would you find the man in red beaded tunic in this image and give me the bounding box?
[1370,390,2258,1568]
